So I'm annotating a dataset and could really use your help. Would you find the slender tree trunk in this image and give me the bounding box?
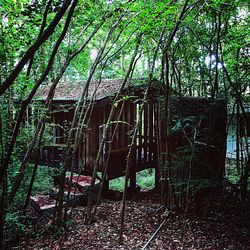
[7,0,79,204]
[212,11,222,99]
[24,123,46,208]
[0,0,72,95]
[54,13,129,224]
[85,32,143,224]
[119,26,165,242]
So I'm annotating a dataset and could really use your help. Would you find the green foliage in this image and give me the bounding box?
[9,165,53,210]
[68,50,90,80]
[109,177,124,191]
[137,169,155,190]
[5,212,27,244]
[0,0,249,245]
[31,166,53,195]
[7,120,53,209]
[227,160,241,184]
[110,169,155,191]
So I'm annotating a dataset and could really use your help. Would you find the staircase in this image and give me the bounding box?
[30,172,100,214]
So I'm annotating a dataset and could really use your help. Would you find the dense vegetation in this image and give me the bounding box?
[0,0,249,248]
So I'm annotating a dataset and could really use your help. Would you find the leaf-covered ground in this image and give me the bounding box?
[17,192,250,250]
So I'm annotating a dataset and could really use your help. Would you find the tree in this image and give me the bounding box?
[0,0,249,247]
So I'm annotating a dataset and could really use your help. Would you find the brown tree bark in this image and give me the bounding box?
[85,32,143,225]
[118,26,165,242]
[55,13,127,224]
[0,3,78,247]
[0,0,72,95]
[7,0,79,204]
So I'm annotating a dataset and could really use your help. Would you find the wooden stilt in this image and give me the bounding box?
[129,171,137,190]
[102,178,109,195]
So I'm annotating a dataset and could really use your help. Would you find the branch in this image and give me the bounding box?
[4,0,78,200]
[0,0,72,95]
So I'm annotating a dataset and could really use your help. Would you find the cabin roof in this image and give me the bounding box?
[36,78,148,101]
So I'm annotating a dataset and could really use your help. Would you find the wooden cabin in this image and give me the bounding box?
[36,79,227,191]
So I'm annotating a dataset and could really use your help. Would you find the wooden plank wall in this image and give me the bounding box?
[41,95,226,184]
[166,97,227,181]
[34,95,228,211]
[86,98,158,180]
[45,97,159,179]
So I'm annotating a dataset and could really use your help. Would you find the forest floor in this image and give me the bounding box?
[15,190,250,250]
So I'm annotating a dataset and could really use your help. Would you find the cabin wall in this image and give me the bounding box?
[166,97,227,182]
[50,102,75,145]
[39,95,227,185]
[91,99,158,180]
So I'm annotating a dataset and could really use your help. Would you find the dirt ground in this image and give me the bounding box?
[14,191,250,250]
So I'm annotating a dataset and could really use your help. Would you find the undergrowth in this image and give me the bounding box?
[110,169,155,191]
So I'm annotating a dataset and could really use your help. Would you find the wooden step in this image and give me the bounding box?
[30,194,57,214]
[50,173,101,205]
[49,186,87,206]
[30,175,100,213]
[65,173,100,195]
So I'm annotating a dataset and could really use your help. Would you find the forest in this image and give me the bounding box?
[0,0,249,249]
